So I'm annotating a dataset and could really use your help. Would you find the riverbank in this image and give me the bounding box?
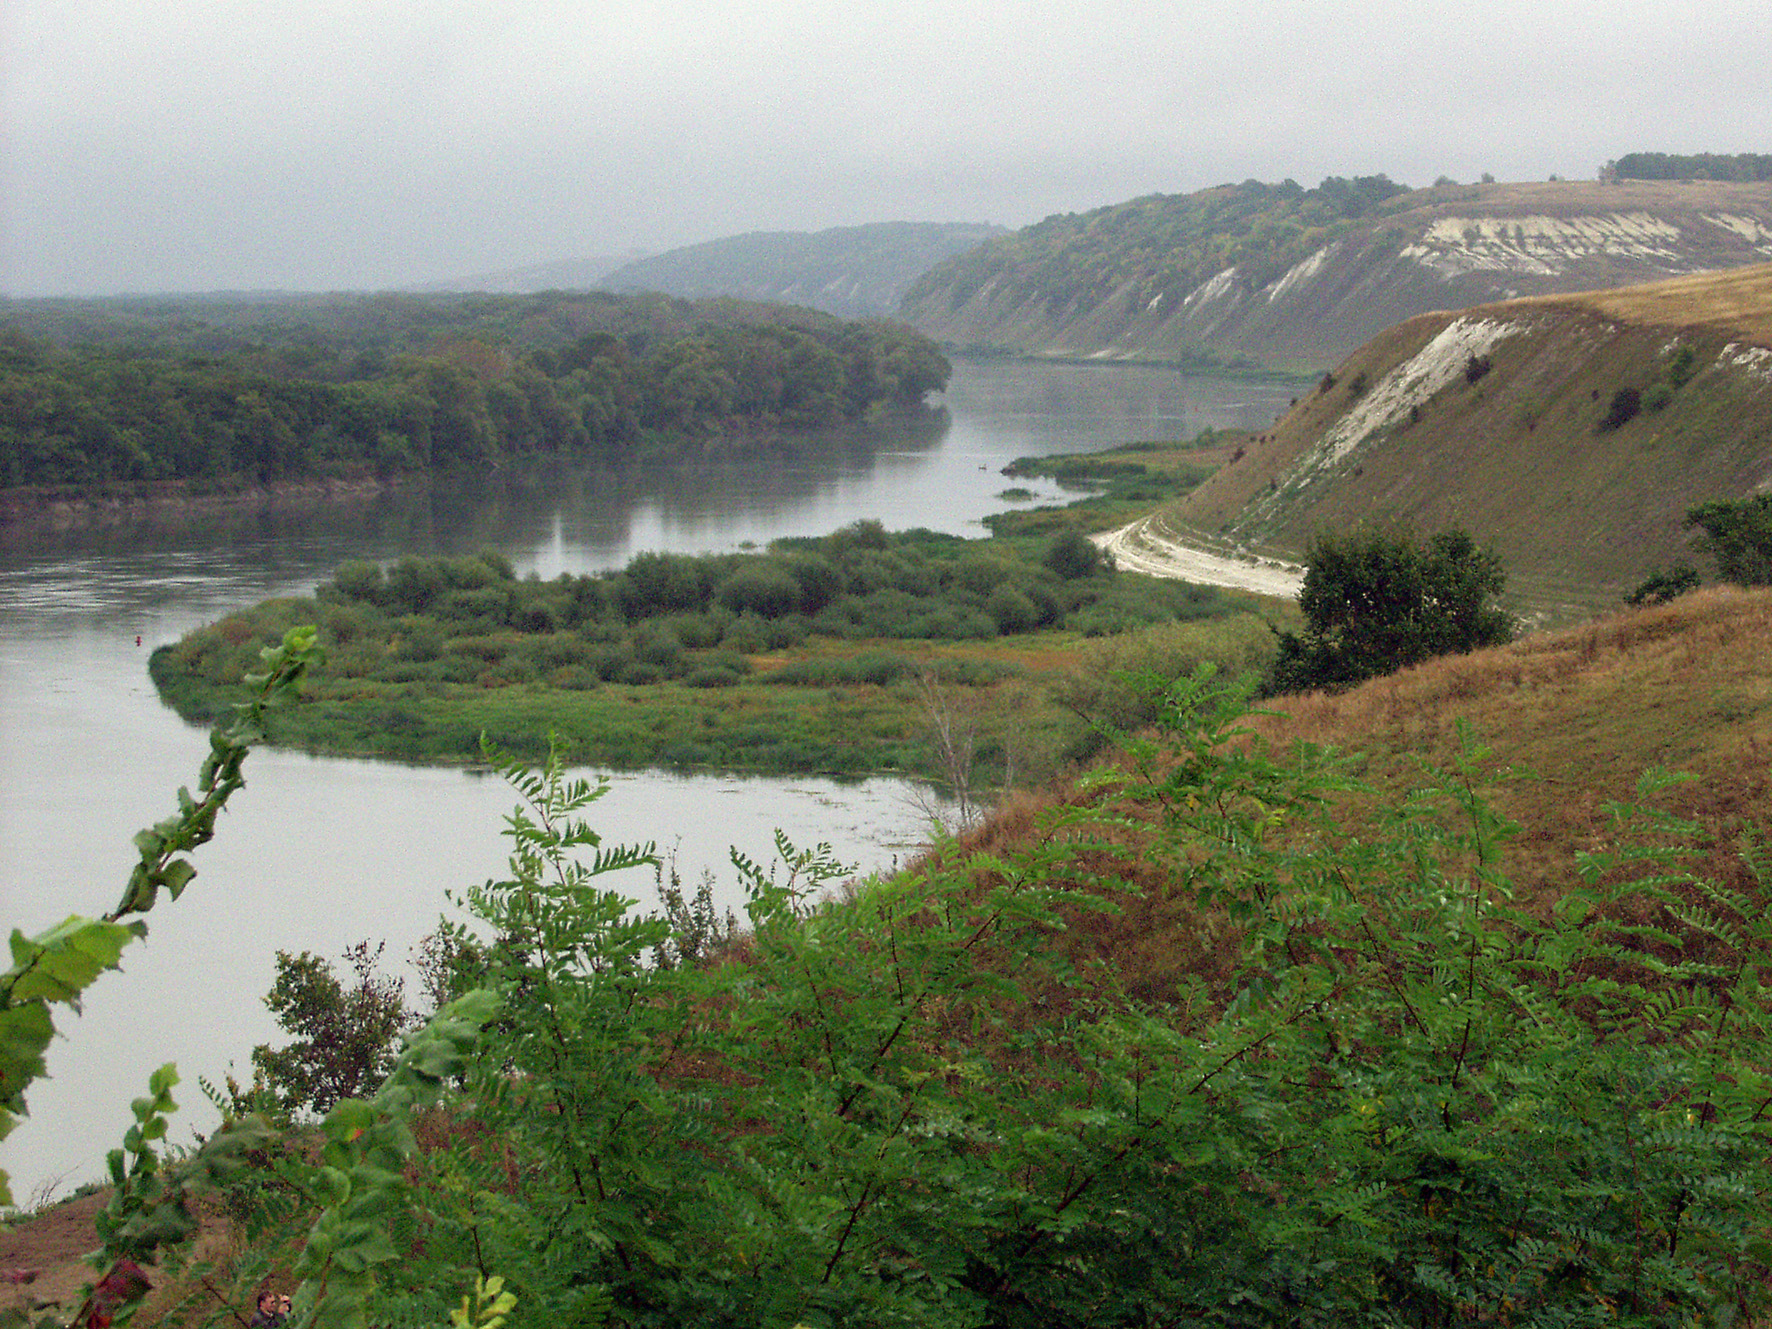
[146,435,1296,783]
[0,471,403,530]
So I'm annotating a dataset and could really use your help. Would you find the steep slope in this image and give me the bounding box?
[900,179,1772,373]
[599,221,1006,318]
[1158,263,1772,621]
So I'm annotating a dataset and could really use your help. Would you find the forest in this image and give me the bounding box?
[1607,152,1772,182]
[0,291,950,489]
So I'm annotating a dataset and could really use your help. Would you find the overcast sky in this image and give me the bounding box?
[3,0,1767,296]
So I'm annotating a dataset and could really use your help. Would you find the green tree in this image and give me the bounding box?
[1686,494,1772,585]
[251,941,412,1117]
[1042,526,1110,580]
[1268,526,1514,694]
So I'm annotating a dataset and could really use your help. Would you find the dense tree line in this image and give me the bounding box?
[0,293,949,489]
[1606,152,1772,182]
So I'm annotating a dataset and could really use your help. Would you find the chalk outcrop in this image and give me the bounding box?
[901,181,1772,373]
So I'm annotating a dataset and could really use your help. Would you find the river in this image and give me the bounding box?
[0,358,1297,1204]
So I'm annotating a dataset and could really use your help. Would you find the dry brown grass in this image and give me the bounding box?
[933,587,1772,1005]
[1529,261,1772,344]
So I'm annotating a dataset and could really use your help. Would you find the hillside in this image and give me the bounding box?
[15,589,1772,1328]
[968,583,1772,1006]
[899,178,1772,373]
[600,221,1006,318]
[1121,263,1772,622]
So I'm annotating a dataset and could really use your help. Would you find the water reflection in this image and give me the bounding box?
[0,358,1299,1200]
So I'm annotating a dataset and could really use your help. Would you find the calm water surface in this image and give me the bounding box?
[0,360,1296,1201]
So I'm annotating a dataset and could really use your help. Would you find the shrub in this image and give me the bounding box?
[1043,528,1110,580]
[1625,565,1701,605]
[684,666,741,688]
[1666,341,1699,388]
[717,562,802,618]
[986,586,1040,634]
[251,942,411,1118]
[1268,526,1515,694]
[1686,495,1772,585]
[329,559,386,603]
[1598,386,1642,431]
[616,551,714,619]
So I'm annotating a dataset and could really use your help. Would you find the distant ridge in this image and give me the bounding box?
[404,251,649,294]
[599,221,1006,319]
[900,178,1772,373]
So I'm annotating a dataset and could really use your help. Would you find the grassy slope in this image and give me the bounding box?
[901,179,1772,372]
[957,585,1772,1008]
[1164,263,1772,622]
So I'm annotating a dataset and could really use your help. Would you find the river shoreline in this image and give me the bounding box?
[0,471,407,531]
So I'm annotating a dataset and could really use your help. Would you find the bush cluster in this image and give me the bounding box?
[156,525,1235,710]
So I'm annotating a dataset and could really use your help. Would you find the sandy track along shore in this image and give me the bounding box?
[1092,515,1304,599]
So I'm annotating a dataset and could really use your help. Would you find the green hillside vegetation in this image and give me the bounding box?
[900,176,1772,372]
[1155,263,1772,621]
[0,292,949,492]
[21,588,1772,1327]
[601,221,1007,318]
[902,174,1412,353]
[149,515,1266,779]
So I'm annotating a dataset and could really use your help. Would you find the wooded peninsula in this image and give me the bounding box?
[0,290,951,491]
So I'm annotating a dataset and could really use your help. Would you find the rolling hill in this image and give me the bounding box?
[900,178,1772,373]
[599,221,1006,318]
[1129,262,1772,623]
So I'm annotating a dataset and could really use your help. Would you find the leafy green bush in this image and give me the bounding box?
[1686,494,1772,585]
[251,943,411,1118]
[1043,526,1111,580]
[1625,564,1701,605]
[1268,526,1515,694]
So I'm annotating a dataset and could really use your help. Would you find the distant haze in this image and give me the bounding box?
[3,0,1767,296]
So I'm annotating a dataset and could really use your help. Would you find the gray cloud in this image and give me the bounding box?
[4,0,1768,295]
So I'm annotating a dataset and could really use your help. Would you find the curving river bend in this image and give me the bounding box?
[0,359,1299,1203]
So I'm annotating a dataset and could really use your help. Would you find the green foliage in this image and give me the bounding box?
[1267,526,1515,694]
[0,295,950,490]
[1041,526,1111,580]
[1686,493,1772,585]
[150,530,1237,773]
[1607,151,1772,182]
[28,645,1772,1327]
[1625,563,1701,605]
[252,942,413,1118]
[248,673,1772,1328]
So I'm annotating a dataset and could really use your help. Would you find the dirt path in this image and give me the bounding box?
[1092,515,1304,599]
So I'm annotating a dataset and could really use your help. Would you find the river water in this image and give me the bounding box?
[0,359,1297,1204]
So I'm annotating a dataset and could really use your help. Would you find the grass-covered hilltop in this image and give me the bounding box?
[0,289,950,501]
